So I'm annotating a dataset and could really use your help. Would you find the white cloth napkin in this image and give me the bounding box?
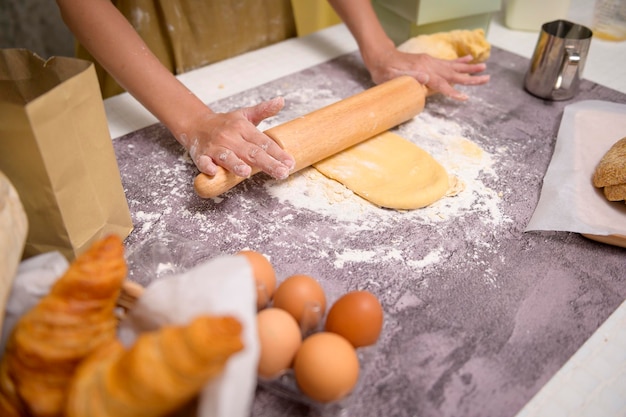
[526,100,626,236]
[0,251,69,353]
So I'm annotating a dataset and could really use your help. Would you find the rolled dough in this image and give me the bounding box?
[313,131,449,210]
[310,29,490,209]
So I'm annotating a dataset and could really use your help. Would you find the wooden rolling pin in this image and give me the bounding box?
[194,75,427,199]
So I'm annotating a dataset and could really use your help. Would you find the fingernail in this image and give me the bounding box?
[234,164,251,177]
[273,166,289,180]
[197,155,217,176]
[416,73,430,84]
[283,158,295,170]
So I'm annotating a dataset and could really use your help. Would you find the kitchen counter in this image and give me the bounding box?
[105,3,626,417]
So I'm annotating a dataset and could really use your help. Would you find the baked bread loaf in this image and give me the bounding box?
[65,315,243,417]
[0,235,126,417]
[593,136,626,202]
[603,183,626,202]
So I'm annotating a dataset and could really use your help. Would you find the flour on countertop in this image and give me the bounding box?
[265,111,508,230]
[119,75,513,283]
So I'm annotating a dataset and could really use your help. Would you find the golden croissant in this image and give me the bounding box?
[65,315,244,417]
[0,235,126,417]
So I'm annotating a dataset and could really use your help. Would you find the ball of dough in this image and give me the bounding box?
[398,28,491,64]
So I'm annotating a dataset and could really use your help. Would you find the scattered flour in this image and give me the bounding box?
[134,210,162,234]
[334,249,377,268]
[406,248,444,270]
[124,87,511,279]
[265,112,508,231]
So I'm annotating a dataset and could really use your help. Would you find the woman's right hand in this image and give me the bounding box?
[176,97,296,180]
[57,0,295,181]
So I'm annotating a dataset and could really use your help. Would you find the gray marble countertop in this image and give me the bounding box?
[114,47,626,417]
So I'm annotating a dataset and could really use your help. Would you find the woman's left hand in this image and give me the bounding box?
[364,48,490,101]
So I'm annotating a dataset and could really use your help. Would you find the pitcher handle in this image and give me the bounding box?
[555,45,581,91]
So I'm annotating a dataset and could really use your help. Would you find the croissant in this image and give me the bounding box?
[0,235,126,417]
[65,315,244,417]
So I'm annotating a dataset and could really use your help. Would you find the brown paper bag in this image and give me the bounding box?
[0,49,133,261]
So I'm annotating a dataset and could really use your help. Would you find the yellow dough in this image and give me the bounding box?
[310,29,489,209]
[397,29,491,63]
[313,131,449,210]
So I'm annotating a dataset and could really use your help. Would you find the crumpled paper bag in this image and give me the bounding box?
[526,100,626,237]
[0,49,133,262]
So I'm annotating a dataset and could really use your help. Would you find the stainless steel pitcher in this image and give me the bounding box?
[524,20,593,100]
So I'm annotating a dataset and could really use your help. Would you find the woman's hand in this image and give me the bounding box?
[363,48,490,101]
[177,97,295,179]
[327,0,490,101]
[57,0,295,180]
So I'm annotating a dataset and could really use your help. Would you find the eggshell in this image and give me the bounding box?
[324,290,383,348]
[238,250,276,310]
[293,332,359,403]
[256,308,302,379]
[272,274,326,332]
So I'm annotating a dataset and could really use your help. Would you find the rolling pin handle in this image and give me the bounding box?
[194,168,253,199]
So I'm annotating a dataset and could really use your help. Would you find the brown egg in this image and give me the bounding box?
[256,308,302,379]
[293,332,359,403]
[272,274,326,332]
[324,290,383,348]
[238,250,276,310]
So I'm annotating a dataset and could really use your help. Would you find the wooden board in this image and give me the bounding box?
[583,233,626,249]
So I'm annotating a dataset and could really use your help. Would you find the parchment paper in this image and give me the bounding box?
[526,100,626,236]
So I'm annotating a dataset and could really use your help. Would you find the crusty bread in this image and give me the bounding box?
[0,234,244,417]
[65,315,243,417]
[593,136,626,188]
[603,183,626,202]
[0,235,126,417]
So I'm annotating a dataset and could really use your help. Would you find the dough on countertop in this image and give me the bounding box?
[397,29,491,63]
[313,131,449,210]
[311,29,490,209]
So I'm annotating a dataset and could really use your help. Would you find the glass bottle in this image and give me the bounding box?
[592,0,626,41]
